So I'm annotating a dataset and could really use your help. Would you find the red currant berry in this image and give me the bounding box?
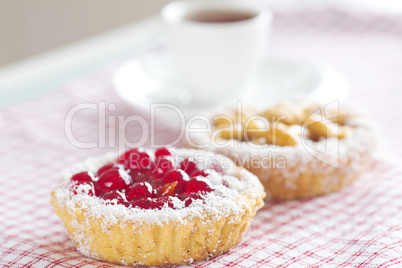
[118,149,153,170]
[163,169,189,194]
[126,182,153,201]
[131,151,152,170]
[97,168,132,192]
[117,148,139,164]
[131,197,174,209]
[155,147,171,158]
[153,196,175,209]
[101,190,128,206]
[96,164,117,177]
[129,169,151,183]
[163,169,188,184]
[149,177,164,188]
[71,172,94,184]
[179,158,199,174]
[178,192,203,207]
[185,178,213,194]
[152,156,173,177]
[130,197,152,209]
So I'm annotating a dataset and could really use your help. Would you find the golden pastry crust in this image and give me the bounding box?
[244,152,365,200]
[186,100,377,200]
[51,149,265,266]
[51,191,261,266]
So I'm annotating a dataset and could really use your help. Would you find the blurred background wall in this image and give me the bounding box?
[0,0,171,68]
[1,0,401,69]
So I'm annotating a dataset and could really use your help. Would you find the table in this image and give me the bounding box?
[1,6,402,268]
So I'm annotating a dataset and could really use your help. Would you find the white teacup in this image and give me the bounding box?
[162,0,272,105]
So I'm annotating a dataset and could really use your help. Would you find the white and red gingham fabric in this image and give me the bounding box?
[1,7,402,268]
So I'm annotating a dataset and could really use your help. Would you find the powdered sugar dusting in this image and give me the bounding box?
[52,148,264,240]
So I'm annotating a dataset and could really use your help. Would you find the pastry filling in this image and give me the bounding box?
[69,148,221,209]
[213,101,347,146]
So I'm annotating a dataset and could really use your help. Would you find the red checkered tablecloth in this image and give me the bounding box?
[1,7,402,268]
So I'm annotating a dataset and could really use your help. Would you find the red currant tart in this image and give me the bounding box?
[51,148,265,266]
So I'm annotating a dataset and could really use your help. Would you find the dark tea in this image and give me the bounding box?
[185,10,256,23]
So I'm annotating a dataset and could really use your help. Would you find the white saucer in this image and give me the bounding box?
[113,55,348,117]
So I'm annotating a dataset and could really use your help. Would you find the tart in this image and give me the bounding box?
[51,147,265,266]
[186,100,377,200]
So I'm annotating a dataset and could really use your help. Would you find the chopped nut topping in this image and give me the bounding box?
[214,101,347,146]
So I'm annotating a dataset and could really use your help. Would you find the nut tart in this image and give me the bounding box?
[51,147,265,266]
[186,100,377,200]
